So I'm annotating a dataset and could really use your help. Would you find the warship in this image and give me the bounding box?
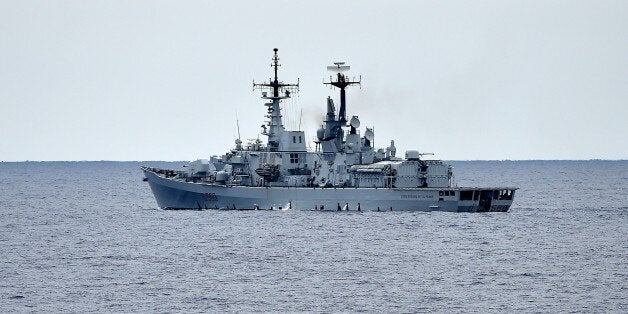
[142,49,517,212]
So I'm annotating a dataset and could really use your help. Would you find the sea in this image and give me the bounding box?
[1,160,626,312]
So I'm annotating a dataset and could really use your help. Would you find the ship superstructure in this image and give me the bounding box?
[142,49,517,211]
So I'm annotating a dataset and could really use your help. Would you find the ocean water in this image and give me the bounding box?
[1,160,626,312]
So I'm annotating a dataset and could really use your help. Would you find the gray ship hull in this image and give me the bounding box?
[143,168,515,212]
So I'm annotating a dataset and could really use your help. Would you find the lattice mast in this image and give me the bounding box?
[253,48,299,151]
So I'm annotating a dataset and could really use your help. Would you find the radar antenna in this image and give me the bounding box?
[327,62,351,72]
[253,48,300,99]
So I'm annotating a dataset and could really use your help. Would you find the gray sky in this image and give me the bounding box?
[1,0,626,161]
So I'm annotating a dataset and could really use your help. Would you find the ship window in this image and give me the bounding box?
[293,136,296,143]
[290,153,299,164]
[499,190,513,200]
[451,191,455,196]
[460,190,473,200]
[473,191,479,200]
[299,136,302,143]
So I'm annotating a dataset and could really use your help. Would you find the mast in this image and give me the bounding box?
[253,48,299,151]
[316,62,361,153]
[324,62,361,124]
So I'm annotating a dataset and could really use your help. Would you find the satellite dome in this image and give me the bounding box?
[317,127,325,140]
[364,128,374,141]
[350,116,360,128]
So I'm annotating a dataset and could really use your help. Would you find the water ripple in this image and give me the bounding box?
[0,161,626,312]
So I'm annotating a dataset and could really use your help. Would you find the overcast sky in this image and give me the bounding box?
[1,0,626,161]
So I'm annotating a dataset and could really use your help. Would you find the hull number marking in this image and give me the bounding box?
[400,194,434,199]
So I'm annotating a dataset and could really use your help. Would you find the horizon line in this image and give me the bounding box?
[1,159,626,163]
